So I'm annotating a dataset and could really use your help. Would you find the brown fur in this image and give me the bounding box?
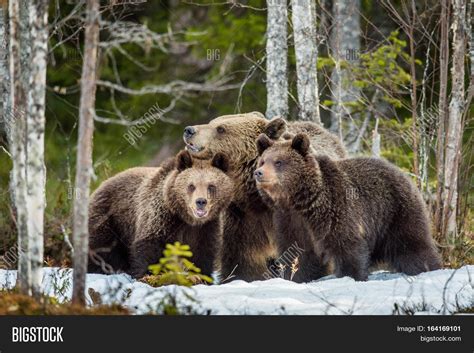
[183,112,346,281]
[88,151,233,279]
[262,118,347,280]
[264,117,347,159]
[255,133,442,282]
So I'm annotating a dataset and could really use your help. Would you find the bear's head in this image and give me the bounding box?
[165,150,233,225]
[182,112,288,166]
[254,132,317,205]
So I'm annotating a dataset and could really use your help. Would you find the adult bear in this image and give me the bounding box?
[88,151,233,279]
[183,112,347,281]
[255,133,442,281]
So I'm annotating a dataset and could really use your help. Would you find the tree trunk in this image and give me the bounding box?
[26,0,49,298]
[371,117,381,158]
[468,0,473,74]
[1,3,13,146]
[72,0,100,306]
[434,0,450,239]
[330,0,361,139]
[418,36,433,197]
[0,3,8,137]
[291,0,320,123]
[9,0,30,295]
[19,0,31,106]
[443,0,466,240]
[265,0,288,119]
[408,0,419,186]
[317,0,331,56]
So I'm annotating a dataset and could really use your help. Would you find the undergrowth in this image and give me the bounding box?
[0,290,129,315]
[141,242,213,287]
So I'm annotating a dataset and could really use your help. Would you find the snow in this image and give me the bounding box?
[0,266,472,315]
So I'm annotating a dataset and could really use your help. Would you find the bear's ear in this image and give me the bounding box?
[176,150,193,171]
[256,133,274,155]
[211,153,230,173]
[264,117,287,140]
[291,133,310,156]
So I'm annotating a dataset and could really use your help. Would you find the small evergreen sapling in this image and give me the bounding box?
[145,242,213,287]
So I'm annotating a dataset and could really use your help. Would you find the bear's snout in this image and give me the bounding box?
[254,169,264,182]
[195,198,208,209]
[184,126,196,139]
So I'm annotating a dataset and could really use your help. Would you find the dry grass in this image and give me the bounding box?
[0,291,129,315]
[439,228,474,269]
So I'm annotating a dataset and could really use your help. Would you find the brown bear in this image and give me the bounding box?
[254,133,442,282]
[182,112,347,281]
[262,117,348,280]
[88,151,233,279]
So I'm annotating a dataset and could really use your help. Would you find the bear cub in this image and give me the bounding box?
[88,150,233,279]
[255,133,442,281]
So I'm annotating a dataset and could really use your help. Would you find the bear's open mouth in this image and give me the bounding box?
[183,139,204,153]
[193,208,208,218]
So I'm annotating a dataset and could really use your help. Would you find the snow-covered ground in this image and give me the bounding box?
[1,266,472,315]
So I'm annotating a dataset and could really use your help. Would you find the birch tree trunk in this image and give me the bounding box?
[1,3,13,143]
[371,117,381,157]
[434,0,450,238]
[73,0,100,305]
[330,0,361,139]
[9,0,30,295]
[291,0,320,123]
[19,0,31,105]
[26,0,49,297]
[443,0,466,240]
[266,0,288,119]
[0,3,7,135]
[408,0,420,186]
[468,0,473,81]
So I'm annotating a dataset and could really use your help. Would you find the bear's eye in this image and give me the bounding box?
[188,184,196,193]
[208,184,216,197]
[274,160,282,168]
[216,126,226,134]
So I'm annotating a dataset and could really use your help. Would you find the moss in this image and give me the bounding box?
[0,291,129,315]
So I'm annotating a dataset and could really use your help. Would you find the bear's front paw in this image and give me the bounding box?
[128,265,148,280]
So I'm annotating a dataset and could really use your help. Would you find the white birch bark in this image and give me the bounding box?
[73,0,100,305]
[371,117,380,157]
[266,0,288,119]
[330,0,361,140]
[19,0,30,98]
[443,0,467,239]
[26,0,49,297]
[291,0,320,123]
[9,0,30,295]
